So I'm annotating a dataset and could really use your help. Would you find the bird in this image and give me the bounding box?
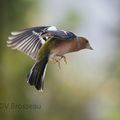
[7,26,93,91]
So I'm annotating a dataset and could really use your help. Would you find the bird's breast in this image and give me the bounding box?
[50,39,78,58]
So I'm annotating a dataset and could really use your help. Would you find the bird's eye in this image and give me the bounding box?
[86,40,88,43]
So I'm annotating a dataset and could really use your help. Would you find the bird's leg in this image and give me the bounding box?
[54,58,61,69]
[50,55,67,69]
[51,57,61,69]
[58,56,67,64]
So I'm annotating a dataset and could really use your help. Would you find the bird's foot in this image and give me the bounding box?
[55,59,61,69]
[58,56,67,64]
[51,56,67,69]
[52,57,61,69]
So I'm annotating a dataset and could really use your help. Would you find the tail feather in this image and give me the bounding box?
[27,55,49,91]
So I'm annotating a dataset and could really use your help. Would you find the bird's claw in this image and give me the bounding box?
[59,56,67,64]
[54,58,61,69]
[52,56,67,69]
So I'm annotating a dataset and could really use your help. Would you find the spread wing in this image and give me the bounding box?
[7,26,50,60]
[7,26,76,60]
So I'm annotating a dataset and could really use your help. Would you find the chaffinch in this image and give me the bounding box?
[7,26,93,91]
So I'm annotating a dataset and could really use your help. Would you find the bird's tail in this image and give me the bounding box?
[27,55,49,91]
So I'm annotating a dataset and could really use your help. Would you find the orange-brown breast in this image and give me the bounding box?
[50,39,78,57]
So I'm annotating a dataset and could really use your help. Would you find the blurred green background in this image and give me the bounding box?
[0,0,120,120]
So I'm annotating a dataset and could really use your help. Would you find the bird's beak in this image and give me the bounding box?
[89,46,93,50]
[86,44,93,50]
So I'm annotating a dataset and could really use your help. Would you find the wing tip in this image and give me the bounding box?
[11,30,25,36]
[8,36,13,41]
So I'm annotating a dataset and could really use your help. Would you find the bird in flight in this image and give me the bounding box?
[7,26,93,91]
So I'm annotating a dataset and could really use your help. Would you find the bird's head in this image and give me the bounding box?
[77,37,93,50]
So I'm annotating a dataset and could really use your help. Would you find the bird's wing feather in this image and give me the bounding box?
[44,30,77,40]
[7,26,50,60]
[7,26,76,60]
